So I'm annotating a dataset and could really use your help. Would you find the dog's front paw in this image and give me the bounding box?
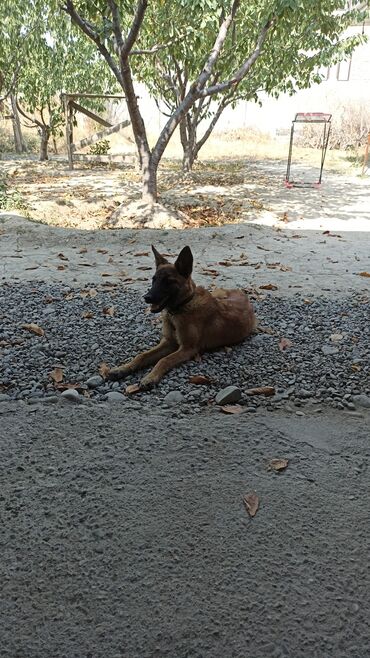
[139,376,157,391]
[108,366,131,381]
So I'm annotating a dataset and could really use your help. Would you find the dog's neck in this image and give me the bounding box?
[166,278,196,315]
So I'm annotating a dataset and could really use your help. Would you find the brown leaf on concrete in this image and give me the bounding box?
[22,323,44,337]
[134,251,149,256]
[220,404,244,414]
[259,283,278,291]
[279,337,293,351]
[103,306,115,317]
[57,253,69,261]
[189,375,212,385]
[97,248,108,254]
[57,265,66,271]
[49,367,64,384]
[246,386,275,397]
[267,458,289,472]
[243,492,259,517]
[82,311,94,319]
[79,247,88,254]
[358,271,370,278]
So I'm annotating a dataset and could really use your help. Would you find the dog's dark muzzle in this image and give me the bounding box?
[143,290,169,313]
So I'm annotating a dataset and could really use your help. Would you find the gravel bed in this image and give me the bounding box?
[0,281,369,412]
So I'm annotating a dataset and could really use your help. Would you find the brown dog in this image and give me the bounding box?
[108,245,256,389]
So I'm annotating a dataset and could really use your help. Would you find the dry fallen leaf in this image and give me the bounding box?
[99,362,110,379]
[218,260,233,267]
[22,323,44,337]
[137,266,152,271]
[88,288,98,298]
[267,458,289,472]
[246,386,275,397]
[358,271,370,278]
[258,325,276,335]
[220,404,244,414]
[82,311,94,319]
[330,333,343,342]
[57,265,66,271]
[79,247,88,254]
[64,292,74,301]
[351,363,362,372]
[259,283,278,291]
[103,306,115,317]
[243,492,259,517]
[279,337,293,351]
[189,375,212,385]
[101,273,112,277]
[97,248,108,254]
[304,298,313,304]
[134,251,149,257]
[49,367,64,384]
[126,383,141,394]
[57,253,68,261]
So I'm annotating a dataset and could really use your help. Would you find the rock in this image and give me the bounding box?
[0,393,11,402]
[61,389,81,403]
[344,401,356,411]
[86,375,104,389]
[105,391,125,403]
[352,394,370,409]
[321,345,339,356]
[215,386,242,405]
[163,390,184,405]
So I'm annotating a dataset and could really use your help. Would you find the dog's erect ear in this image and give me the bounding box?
[151,245,168,268]
[174,246,193,278]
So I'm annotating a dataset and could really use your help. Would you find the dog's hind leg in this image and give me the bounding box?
[140,346,198,389]
[108,338,177,381]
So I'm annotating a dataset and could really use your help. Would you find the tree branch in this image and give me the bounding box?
[118,0,148,60]
[63,0,123,85]
[199,16,276,98]
[16,100,43,129]
[194,0,240,93]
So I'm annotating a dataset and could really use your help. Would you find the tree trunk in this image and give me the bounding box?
[39,127,50,161]
[142,154,158,203]
[179,116,197,172]
[10,95,27,153]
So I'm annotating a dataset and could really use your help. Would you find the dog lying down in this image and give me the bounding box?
[108,245,256,389]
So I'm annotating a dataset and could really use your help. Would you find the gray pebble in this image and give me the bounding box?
[105,391,125,403]
[0,393,11,402]
[352,394,370,409]
[61,389,81,403]
[215,386,242,405]
[163,390,184,405]
[321,345,339,356]
[86,375,104,389]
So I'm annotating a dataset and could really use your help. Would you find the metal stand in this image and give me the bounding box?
[285,112,332,188]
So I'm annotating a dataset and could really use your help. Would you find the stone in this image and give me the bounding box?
[163,390,184,405]
[352,394,370,409]
[86,375,104,389]
[61,389,81,403]
[105,391,125,403]
[0,393,11,402]
[321,345,339,356]
[215,386,242,405]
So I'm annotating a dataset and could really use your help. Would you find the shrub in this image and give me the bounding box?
[89,139,110,155]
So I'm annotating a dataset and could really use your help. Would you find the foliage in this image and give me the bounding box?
[130,0,368,167]
[89,139,110,155]
[0,0,119,158]
[298,101,370,151]
[0,174,28,211]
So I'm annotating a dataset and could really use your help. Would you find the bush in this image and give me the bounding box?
[297,102,370,151]
[0,174,28,211]
[89,139,110,155]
